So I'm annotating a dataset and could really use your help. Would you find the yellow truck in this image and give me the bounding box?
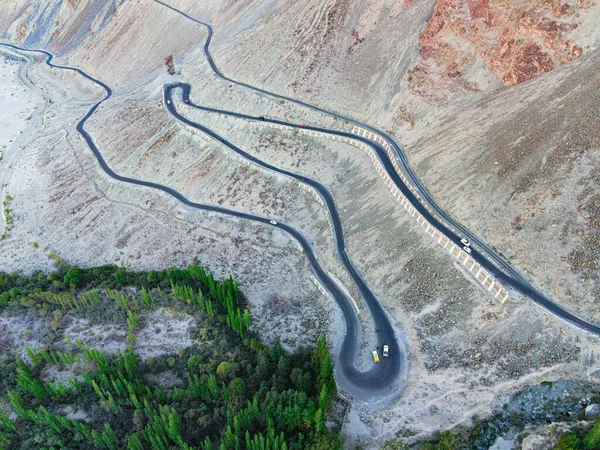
[372,350,380,363]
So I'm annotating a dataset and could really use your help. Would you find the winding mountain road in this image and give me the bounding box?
[2,0,600,402]
[153,1,600,336]
[0,43,401,401]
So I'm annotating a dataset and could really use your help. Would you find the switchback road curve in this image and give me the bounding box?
[153,1,600,336]
[0,43,401,400]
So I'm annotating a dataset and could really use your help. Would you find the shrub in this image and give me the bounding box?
[216,361,237,380]
[63,266,82,288]
[555,432,581,450]
[114,268,132,286]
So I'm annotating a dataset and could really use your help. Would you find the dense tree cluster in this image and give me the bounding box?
[0,264,342,449]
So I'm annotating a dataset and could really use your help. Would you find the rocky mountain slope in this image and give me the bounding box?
[1,0,600,447]
[404,48,600,320]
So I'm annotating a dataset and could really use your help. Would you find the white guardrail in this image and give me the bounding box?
[184,125,210,141]
[310,274,335,304]
[328,271,360,314]
[298,126,509,303]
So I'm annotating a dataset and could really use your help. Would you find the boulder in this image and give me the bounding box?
[585,404,600,417]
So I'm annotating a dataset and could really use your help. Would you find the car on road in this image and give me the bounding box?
[372,350,380,363]
[463,246,472,254]
[300,125,306,129]
[269,220,278,225]
[461,238,470,246]
[184,99,189,104]
[383,345,389,357]
[258,116,265,121]
[166,99,171,105]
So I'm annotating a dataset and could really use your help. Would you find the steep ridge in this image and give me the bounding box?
[1,0,204,91]
[405,48,600,321]
[410,0,600,103]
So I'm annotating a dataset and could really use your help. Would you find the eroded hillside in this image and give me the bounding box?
[1,0,600,448]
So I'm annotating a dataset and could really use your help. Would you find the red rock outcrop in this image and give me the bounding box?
[165,55,175,75]
[348,29,365,53]
[410,0,593,101]
[16,22,28,41]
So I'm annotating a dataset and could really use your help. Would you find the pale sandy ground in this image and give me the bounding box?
[62,308,197,361]
[0,55,32,155]
[0,51,43,233]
